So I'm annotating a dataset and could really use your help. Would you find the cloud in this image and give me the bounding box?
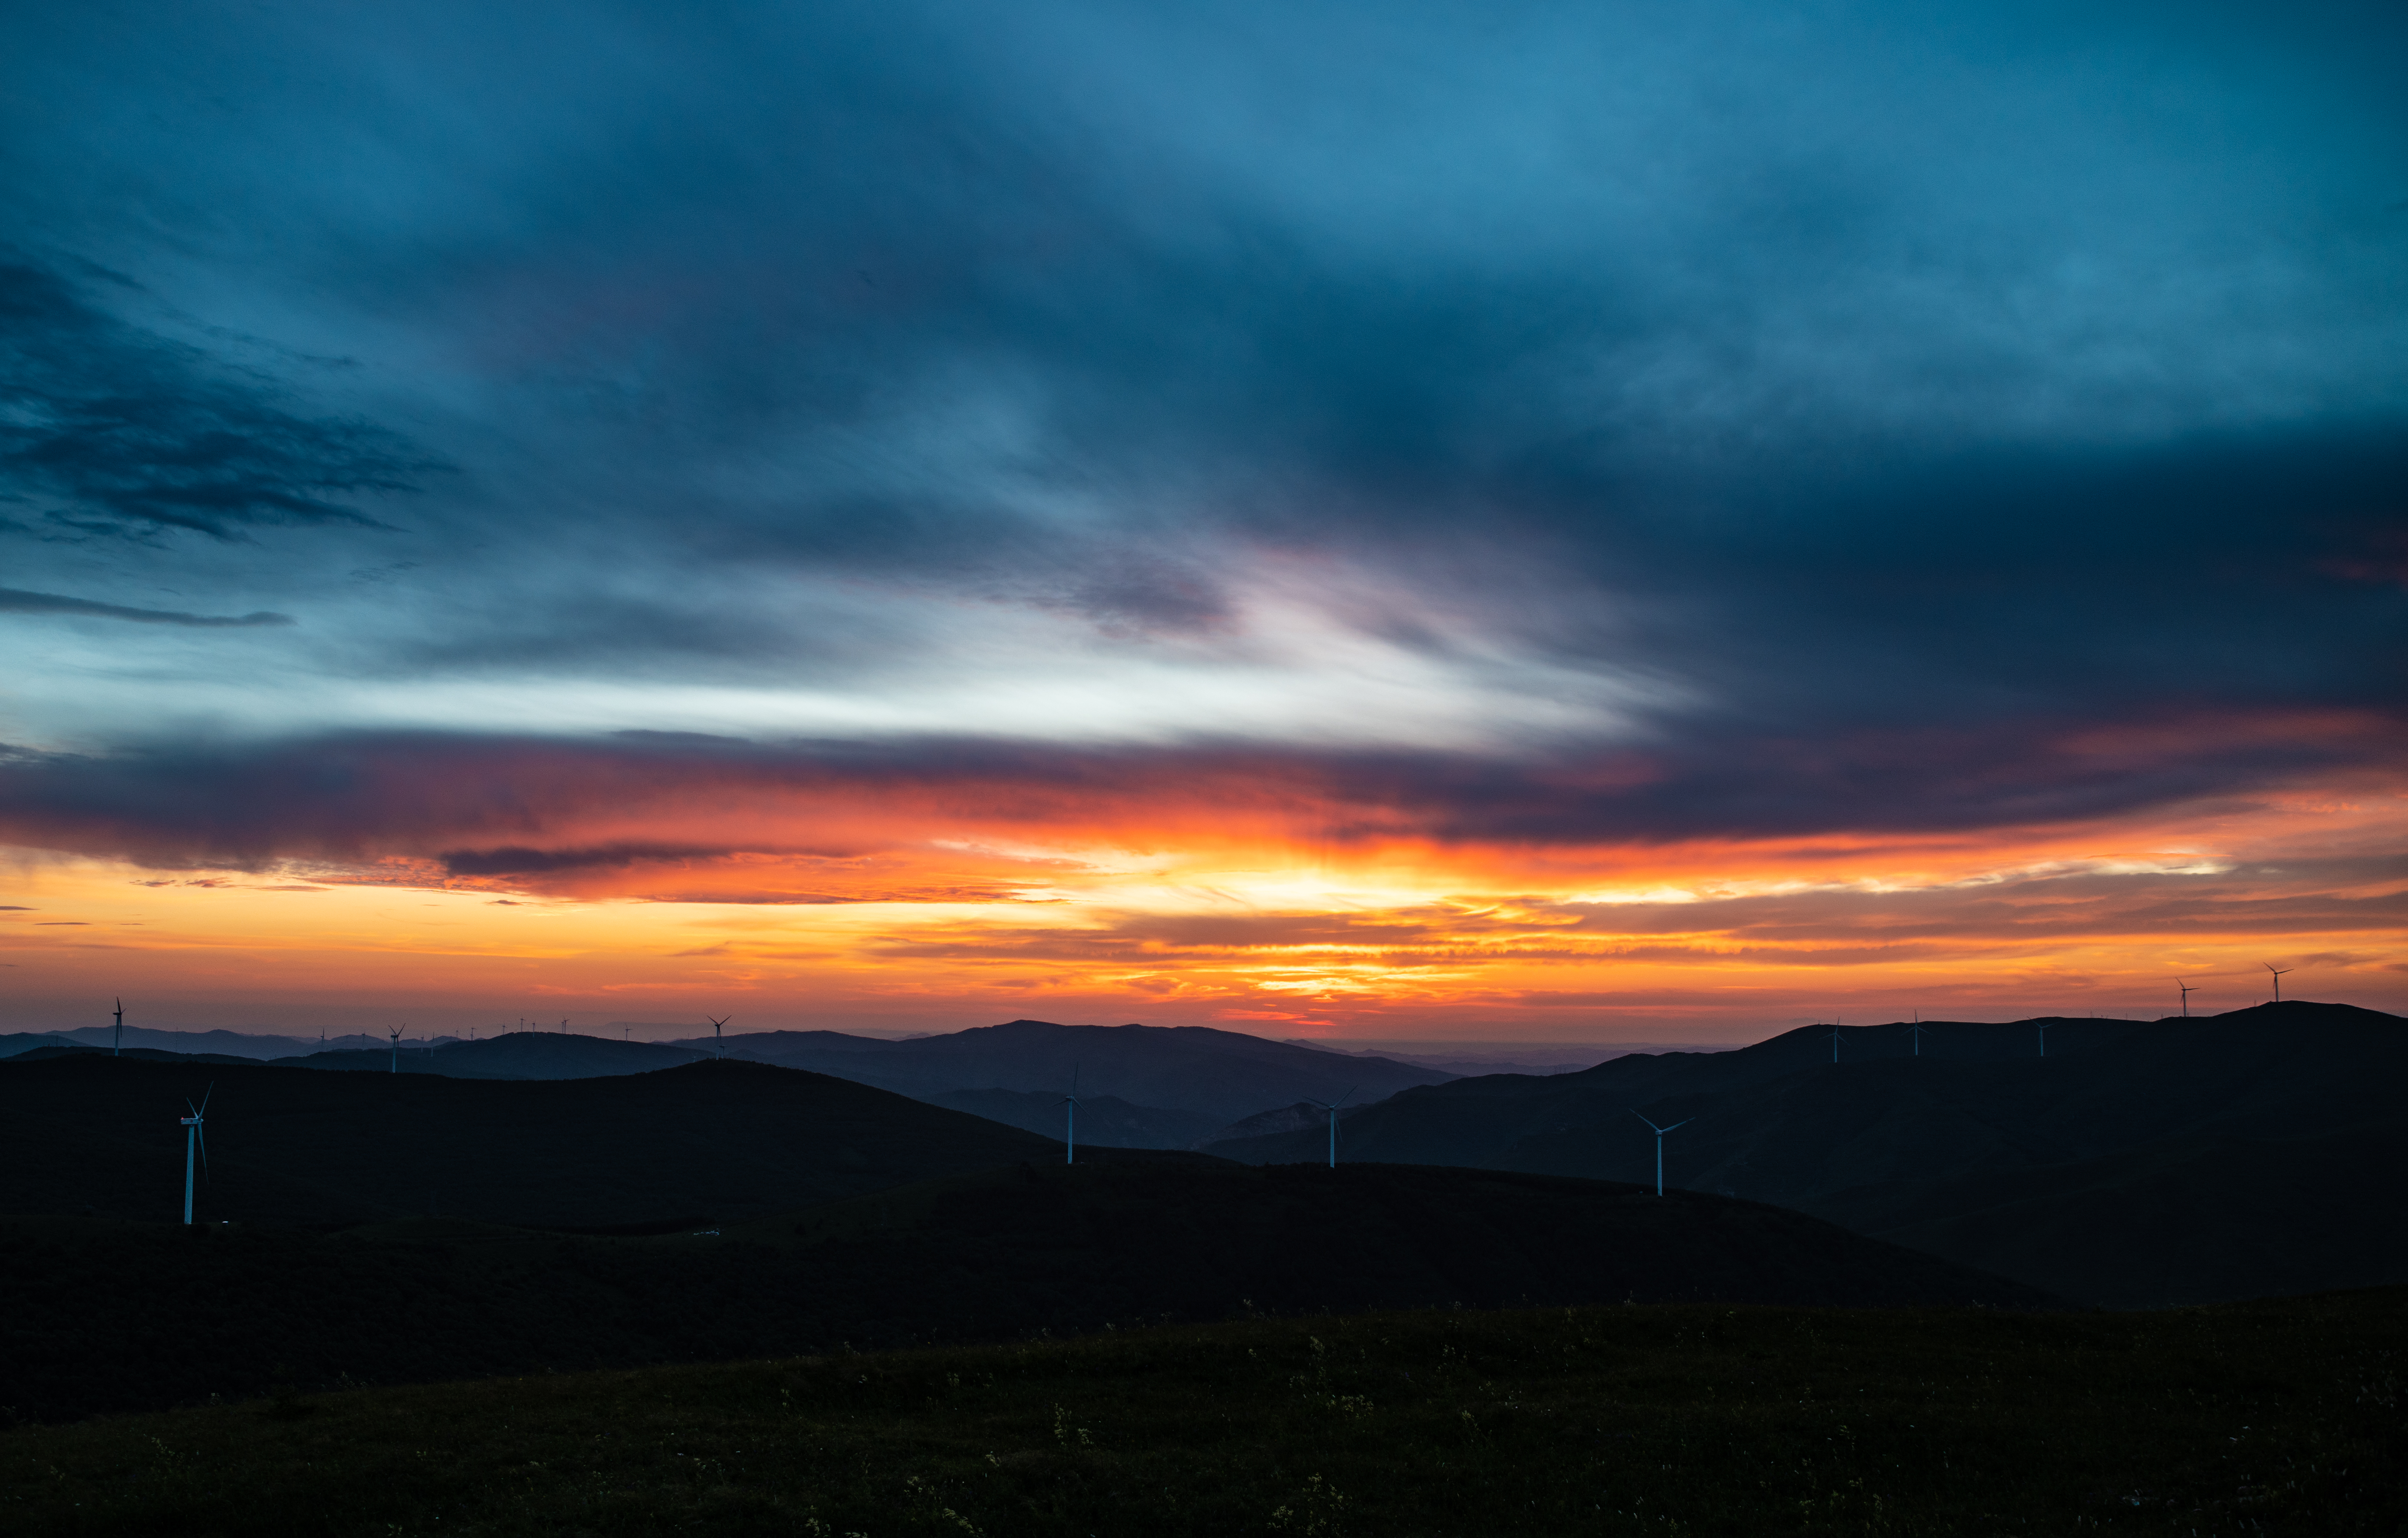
[0,260,440,541]
[0,709,2396,882]
[0,587,293,627]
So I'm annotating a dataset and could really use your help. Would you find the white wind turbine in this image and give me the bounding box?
[1828,1014,1843,1064]
[2264,963,2292,1003]
[113,998,125,1057]
[179,1084,212,1225]
[1632,1111,1691,1197]
[2036,1019,2051,1058]
[1057,1067,1082,1165]
[1908,1011,1928,1057]
[388,1026,402,1073]
[1307,1084,1359,1169]
[706,1015,730,1059]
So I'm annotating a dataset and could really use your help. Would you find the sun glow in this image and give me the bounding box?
[5,756,2401,1039]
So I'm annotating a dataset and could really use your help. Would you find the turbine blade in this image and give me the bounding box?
[1667,1119,1693,1132]
[198,1082,213,1114]
[197,1125,209,1180]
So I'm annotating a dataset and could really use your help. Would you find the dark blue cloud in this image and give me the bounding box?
[0,260,439,541]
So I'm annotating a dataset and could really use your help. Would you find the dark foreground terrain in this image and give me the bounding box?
[0,1161,2047,1423]
[4,1288,2399,1537]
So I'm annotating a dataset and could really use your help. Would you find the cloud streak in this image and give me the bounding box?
[0,587,293,627]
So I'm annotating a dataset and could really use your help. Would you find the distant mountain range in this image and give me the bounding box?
[1,1019,1466,1144]
[1201,1001,2408,1308]
[674,1019,1458,1127]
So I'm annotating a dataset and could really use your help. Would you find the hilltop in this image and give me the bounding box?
[1205,1001,2408,1306]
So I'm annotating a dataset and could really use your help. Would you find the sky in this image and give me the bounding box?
[1,0,2403,1043]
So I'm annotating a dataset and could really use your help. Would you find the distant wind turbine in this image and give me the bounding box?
[112,998,125,1057]
[1632,1111,1691,1197]
[2036,1019,2050,1058]
[2176,979,2195,1019]
[559,1018,568,1034]
[1307,1084,1359,1169]
[2264,963,2293,1003]
[388,1026,402,1073]
[1829,1015,1843,1065]
[1057,1067,1082,1165]
[179,1084,212,1225]
[706,1015,730,1059]
[1908,1012,1928,1057]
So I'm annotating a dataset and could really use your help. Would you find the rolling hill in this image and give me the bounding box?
[1201,1001,2408,1306]
[0,1160,2051,1423]
[0,1053,1138,1229]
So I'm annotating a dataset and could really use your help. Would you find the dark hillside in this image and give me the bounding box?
[698,1019,1456,1122]
[1203,1002,2408,1305]
[0,1055,1109,1229]
[0,1161,2047,1423]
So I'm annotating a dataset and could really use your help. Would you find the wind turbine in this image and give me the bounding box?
[1632,1111,1691,1197]
[1306,1084,1359,1169]
[2264,963,2292,1003]
[2036,1019,2050,1058]
[1908,1011,1928,1057]
[1057,1067,1081,1165]
[2176,979,2195,1019]
[706,1015,730,1059]
[112,998,125,1057]
[1829,1015,1843,1065]
[179,1084,212,1225]
[388,1026,402,1073]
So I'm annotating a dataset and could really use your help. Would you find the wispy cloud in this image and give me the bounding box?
[0,587,293,627]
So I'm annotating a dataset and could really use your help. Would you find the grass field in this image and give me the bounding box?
[5,1288,2399,1536]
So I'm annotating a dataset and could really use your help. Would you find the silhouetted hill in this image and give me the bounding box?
[687,1019,1455,1124]
[1202,1002,2408,1306]
[919,1087,1221,1149]
[0,1054,1176,1229]
[0,1161,2050,1422]
[276,1030,710,1079]
[7,1044,262,1068]
[0,1032,79,1060]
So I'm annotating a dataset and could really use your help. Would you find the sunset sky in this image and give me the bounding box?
[2,2,2403,1042]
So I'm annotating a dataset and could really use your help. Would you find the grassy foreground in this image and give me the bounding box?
[5,1290,2401,1537]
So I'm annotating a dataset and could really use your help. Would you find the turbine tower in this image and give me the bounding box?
[1908,1011,1928,1057]
[706,1015,730,1059]
[1632,1111,1692,1198]
[1306,1084,1359,1169]
[388,1026,402,1073]
[179,1085,212,1225]
[1057,1067,1082,1165]
[1829,1015,1842,1065]
[2036,1019,2051,1058]
[2264,963,2292,1003]
[112,998,125,1057]
[2176,979,2195,1019]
